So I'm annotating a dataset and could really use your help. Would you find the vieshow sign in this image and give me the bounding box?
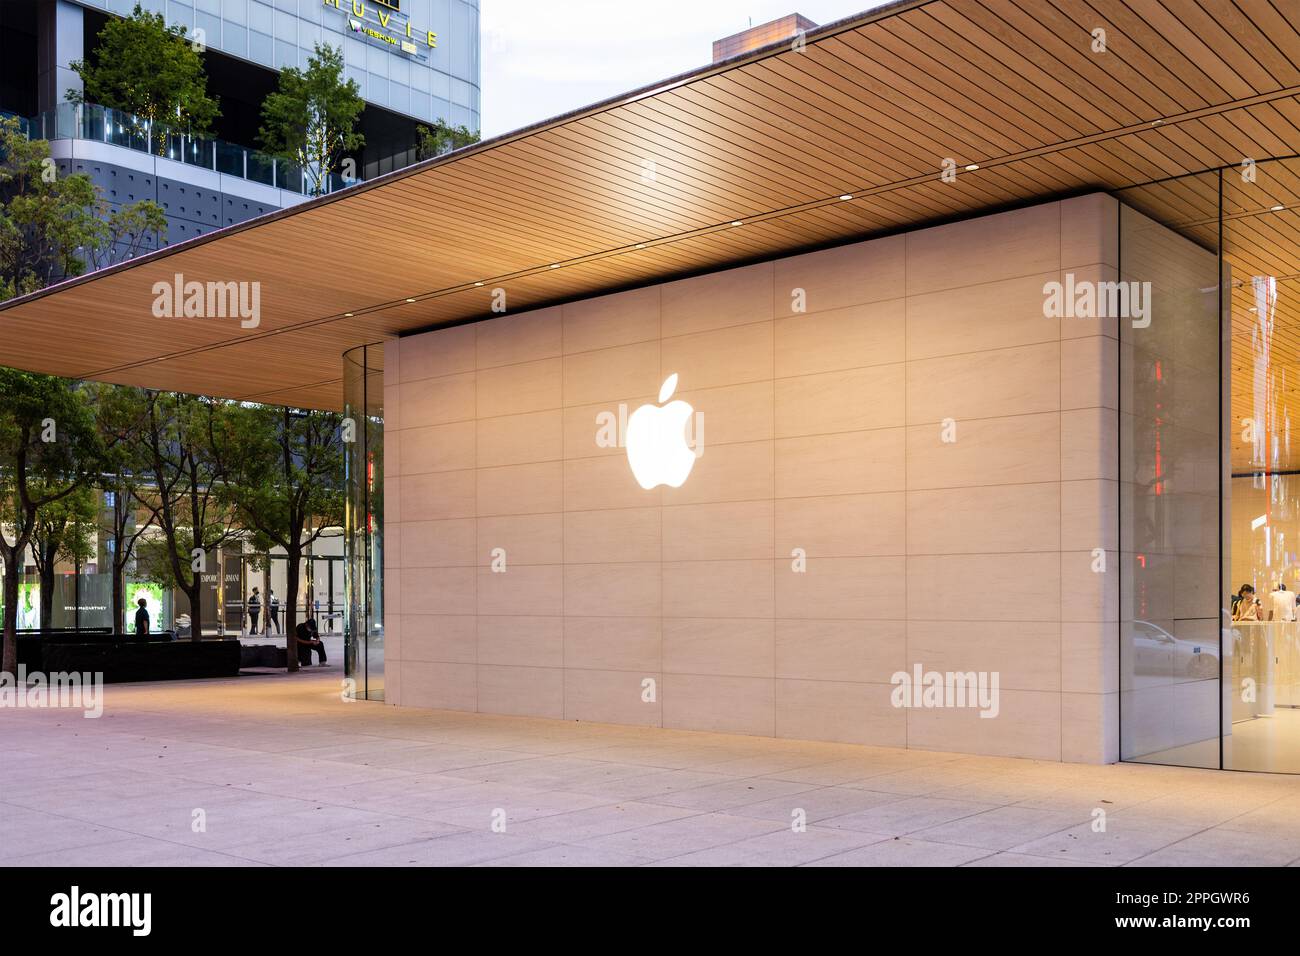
[324,0,437,57]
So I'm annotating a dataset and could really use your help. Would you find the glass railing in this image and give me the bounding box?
[20,102,363,197]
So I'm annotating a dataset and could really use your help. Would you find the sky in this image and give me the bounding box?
[478,1,886,139]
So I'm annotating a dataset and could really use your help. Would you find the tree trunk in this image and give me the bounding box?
[38,558,54,632]
[284,547,301,672]
[111,560,125,636]
[2,563,19,676]
[186,583,202,642]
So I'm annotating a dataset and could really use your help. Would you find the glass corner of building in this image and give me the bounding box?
[342,343,385,702]
[1117,158,1300,772]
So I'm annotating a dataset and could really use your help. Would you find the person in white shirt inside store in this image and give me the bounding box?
[1271,582,1297,622]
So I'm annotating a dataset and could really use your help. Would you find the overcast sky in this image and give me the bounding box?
[478,1,885,139]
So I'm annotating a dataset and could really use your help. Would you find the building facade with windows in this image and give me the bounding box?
[0,0,480,250]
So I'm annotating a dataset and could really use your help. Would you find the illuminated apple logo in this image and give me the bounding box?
[626,374,695,490]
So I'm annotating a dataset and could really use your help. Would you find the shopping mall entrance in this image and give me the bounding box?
[220,550,345,640]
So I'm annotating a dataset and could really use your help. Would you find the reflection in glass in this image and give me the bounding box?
[1221,159,1300,771]
[1118,176,1223,769]
[343,344,384,701]
[1118,157,1300,772]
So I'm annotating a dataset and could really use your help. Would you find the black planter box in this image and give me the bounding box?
[39,639,241,683]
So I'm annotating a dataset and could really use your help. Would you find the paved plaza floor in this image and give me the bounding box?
[6,669,1300,867]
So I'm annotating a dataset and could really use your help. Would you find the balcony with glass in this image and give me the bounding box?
[21,101,361,197]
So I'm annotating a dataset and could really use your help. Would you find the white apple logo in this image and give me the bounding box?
[625,373,696,490]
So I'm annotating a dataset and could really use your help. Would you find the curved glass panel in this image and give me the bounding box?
[343,344,385,701]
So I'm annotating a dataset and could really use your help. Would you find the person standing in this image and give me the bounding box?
[134,597,150,638]
[248,587,261,635]
[1271,583,1295,622]
[267,590,280,634]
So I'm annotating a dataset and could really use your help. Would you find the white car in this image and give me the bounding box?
[1131,619,1218,680]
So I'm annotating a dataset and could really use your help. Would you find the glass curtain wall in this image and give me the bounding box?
[343,344,385,701]
[1120,157,1300,772]
[1118,175,1224,769]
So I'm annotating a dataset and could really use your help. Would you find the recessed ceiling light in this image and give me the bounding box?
[405,298,416,303]
[549,263,560,268]
[344,312,353,317]
[474,281,484,287]
[635,243,646,248]
[1271,204,1285,212]
[964,164,979,171]
[1151,119,1164,125]
[839,194,853,201]
[1249,307,1258,312]
[731,220,743,226]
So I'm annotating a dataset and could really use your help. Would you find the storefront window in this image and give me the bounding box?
[1119,158,1300,771]
[1118,173,1224,769]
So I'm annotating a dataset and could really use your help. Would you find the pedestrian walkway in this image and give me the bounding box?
[4,673,1300,866]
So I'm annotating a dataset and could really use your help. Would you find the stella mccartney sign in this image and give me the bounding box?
[324,0,437,57]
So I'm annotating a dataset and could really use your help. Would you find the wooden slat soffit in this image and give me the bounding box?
[1,0,1297,411]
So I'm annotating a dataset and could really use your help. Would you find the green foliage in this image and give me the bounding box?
[415,118,479,160]
[129,392,244,637]
[224,404,343,669]
[89,382,158,631]
[31,484,98,567]
[91,200,169,272]
[225,405,345,551]
[68,2,219,140]
[0,371,104,670]
[0,371,102,515]
[259,42,365,195]
[0,117,101,297]
[0,117,167,298]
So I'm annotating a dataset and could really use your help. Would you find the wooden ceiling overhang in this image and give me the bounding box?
[1,0,1297,412]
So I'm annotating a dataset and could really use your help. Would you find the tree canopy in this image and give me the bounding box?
[68,2,220,139]
[0,370,104,671]
[0,116,166,299]
[259,42,365,195]
[415,118,480,161]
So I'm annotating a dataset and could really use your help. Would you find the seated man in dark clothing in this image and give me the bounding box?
[295,620,327,666]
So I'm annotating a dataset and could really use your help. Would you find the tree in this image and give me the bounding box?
[91,383,157,633]
[0,117,166,298]
[0,371,102,674]
[259,42,364,196]
[226,405,343,671]
[68,3,219,145]
[26,485,97,630]
[1,117,100,298]
[415,118,479,161]
[131,392,242,641]
[87,201,168,273]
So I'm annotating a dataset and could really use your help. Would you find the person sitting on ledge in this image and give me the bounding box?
[306,618,327,665]
[295,621,327,667]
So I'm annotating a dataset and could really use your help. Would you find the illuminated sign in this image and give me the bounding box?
[626,375,698,490]
[324,0,437,57]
